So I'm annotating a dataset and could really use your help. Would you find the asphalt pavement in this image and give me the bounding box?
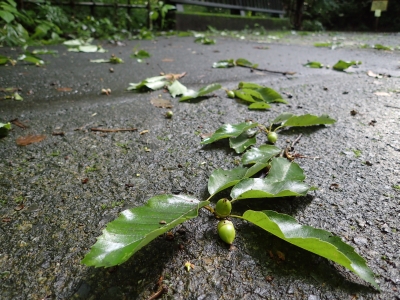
[0,31,399,299]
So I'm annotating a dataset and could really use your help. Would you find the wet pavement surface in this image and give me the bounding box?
[0,31,399,299]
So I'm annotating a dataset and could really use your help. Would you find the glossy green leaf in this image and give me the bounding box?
[180,83,221,101]
[248,102,271,110]
[282,114,336,127]
[168,80,188,98]
[13,92,23,101]
[304,61,324,68]
[201,122,259,145]
[271,113,294,124]
[241,145,281,177]
[231,178,309,199]
[208,167,248,196]
[212,59,235,68]
[332,60,360,71]
[229,133,256,154]
[267,157,305,182]
[81,194,209,267]
[241,210,378,289]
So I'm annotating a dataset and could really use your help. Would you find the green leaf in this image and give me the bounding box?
[304,61,324,68]
[0,55,9,65]
[282,114,336,127]
[90,59,110,63]
[208,167,248,196]
[271,113,294,124]
[234,90,257,103]
[201,122,259,145]
[267,157,305,182]
[230,178,309,199]
[248,102,271,110]
[180,83,221,101]
[81,194,209,267]
[212,59,235,68]
[241,144,281,178]
[13,92,23,101]
[194,37,216,45]
[128,75,169,91]
[238,82,264,89]
[0,10,14,23]
[32,49,58,55]
[255,87,285,103]
[17,54,44,65]
[332,60,360,71]
[77,45,99,53]
[132,49,151,59]
[241,210,378,289]
[0,122,12,130]
[374,44,392,51]
[229,133,256,154]
[168,80,187,98]
[236,58,258,68]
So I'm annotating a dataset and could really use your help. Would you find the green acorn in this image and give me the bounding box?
[215,198,232,218]
[226,90,235,98]
[217,220,236,245]
[267,131,278,144]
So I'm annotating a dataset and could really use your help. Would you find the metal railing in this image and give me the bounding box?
[168,0,285,14]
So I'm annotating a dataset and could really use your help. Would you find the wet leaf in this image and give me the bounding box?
[201,122,259,145]
[333,60,360,71]
[180,83,221,101]
[16,134,46,146]
[229,133,256,154]
[242,210,378,289]
[81,194,209,267]
[208,167,248,196]
[168,80,188,98]
[281,114,336,127]
[304,61,324,68]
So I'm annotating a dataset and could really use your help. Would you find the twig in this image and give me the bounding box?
[147,285,168,300]
[90,128,137,133]
[291,134,303,148]
[240,65,296,76]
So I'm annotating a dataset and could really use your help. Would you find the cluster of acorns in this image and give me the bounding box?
[215,198,235,245]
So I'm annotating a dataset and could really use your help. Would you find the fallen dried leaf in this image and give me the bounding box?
[150,97,173,108]
[139,130,149,135]
[10,118,28,129]
[374,91,390,96]
[57,87,72,92]
[164,72,187,81]
[16,134,46,146]
[276,250,285,261]
[162,58,174,62]
[2,217,12,222]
